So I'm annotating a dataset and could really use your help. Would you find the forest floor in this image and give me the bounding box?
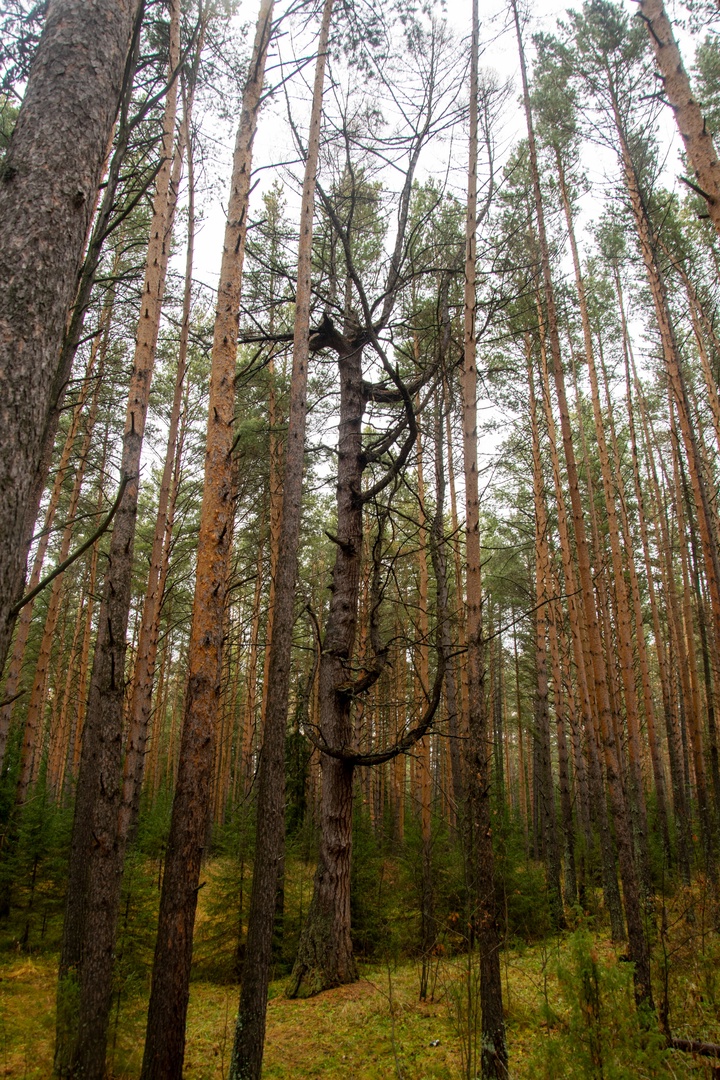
[2,922,720,1079]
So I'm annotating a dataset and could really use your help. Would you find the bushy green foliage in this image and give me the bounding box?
[530,927,668,1079]
[350,806,397,960]
[0,776,71,954]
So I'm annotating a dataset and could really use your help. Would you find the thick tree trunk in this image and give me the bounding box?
[140,6,274,1078]
[55,5,181,1075]
[288,336,365,998]
[0,0,142,679]
[230,4,331,1075]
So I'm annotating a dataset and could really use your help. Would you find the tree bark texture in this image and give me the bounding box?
[230,3,332,1074]
[463,3,507,1074]
[0,0,142,681]
[140,5,274,1077]
[637,0,720,237]
[287,336,365,998]
[55,4,181,1074]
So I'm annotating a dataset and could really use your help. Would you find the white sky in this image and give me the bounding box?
[191,0,687,293]
[160,0,701,492]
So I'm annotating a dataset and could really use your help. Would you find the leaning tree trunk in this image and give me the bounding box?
[140,5,275,1078]
[0,0,142,680]
[637,0,720,237]
[54,4,181,1075]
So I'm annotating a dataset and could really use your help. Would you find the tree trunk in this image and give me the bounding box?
[55,4,181,1073]
[0,0,142,679]
[288,333,365,997]
[557,152,652,893]
[16,359,102,807]
[534,290,625,942]
[0,293,112,771]
[638,0,720,236]
[119,91,196,845]
[527,351,565,928]
[140,6,274,1078]
[514,0,651,1005]
[230,4,331,1075]
[463,3,507,1073]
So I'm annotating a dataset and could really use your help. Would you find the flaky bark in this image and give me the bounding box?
[0,0,142,680]
[637,0,720,236]
[139,6,275,1078]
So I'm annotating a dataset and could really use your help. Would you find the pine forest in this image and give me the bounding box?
[6,0,720,1076]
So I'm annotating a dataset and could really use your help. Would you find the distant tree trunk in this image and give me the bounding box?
[229,7,331,1078]
[534,293,625,941]
[622,312,692,880]
[432,378,464,820]
[445,404,470,746]
[671,410,716,876]
[119,88,197,846]
[596,328,671,863]
[416,416,435,998]
[55,4,181,1074]
[556,152,652,892]
[67,426,110,794]
[463,3,507,1074]
[139,6,275,1078]
[241,528,266,795]
[48,573,87,797]
[0,291,112,771]
[0,0,142,679]
[527,351,565,928]
[16,361,102,807]
[513,0,650,1005]
[614,102,720,875]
